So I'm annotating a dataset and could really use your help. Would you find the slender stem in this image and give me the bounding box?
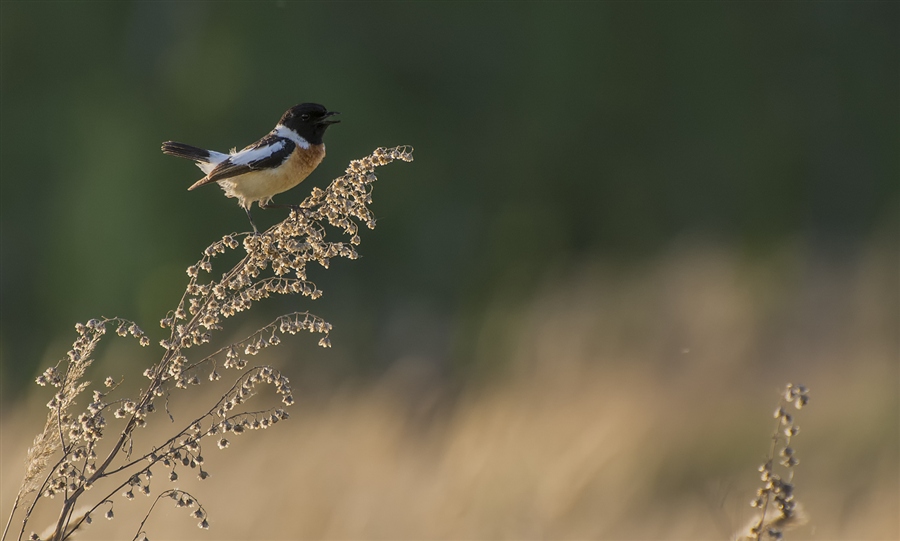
[130,491,169,541]
[1,494,21,541]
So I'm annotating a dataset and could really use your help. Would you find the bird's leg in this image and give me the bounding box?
[260,201,301,212]
[260,201,303,222]
[244,206,259,234]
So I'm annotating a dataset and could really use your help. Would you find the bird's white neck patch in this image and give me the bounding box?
[274,125,310,149]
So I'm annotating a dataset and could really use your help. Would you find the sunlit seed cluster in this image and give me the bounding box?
[26,317,150,501]
[117,489,208,532]
[157,146,412,359]
[745,383,810,541]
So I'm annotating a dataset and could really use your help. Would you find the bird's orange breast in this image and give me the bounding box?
[283,144,326,187]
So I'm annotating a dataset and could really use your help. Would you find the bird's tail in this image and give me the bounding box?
[161,141,211,162]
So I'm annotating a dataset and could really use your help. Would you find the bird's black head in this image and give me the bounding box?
[278,103,340,145]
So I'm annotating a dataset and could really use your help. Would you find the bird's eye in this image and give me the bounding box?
[300,113,310,121]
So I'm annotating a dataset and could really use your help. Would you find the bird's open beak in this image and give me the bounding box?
[318,111,341,126]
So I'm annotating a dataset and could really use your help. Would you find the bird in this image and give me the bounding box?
[161,103,340,232]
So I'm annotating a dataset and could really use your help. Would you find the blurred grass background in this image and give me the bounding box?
[1,2,897,539]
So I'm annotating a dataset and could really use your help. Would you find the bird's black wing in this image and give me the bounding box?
[191,134,295,189]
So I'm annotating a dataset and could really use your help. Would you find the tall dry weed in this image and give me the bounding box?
[1,146,413,541]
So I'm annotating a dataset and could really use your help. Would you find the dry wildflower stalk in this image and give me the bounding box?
[736,383,810,541]
[2,146,414,541]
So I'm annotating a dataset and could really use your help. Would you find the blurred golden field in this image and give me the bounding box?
[2,238,896,540]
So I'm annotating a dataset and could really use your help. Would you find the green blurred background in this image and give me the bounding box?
[1,2,898,539]
[2,1,895,394]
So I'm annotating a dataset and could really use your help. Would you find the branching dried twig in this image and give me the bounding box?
[2,146,414,541]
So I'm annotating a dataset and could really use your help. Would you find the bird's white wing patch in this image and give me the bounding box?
[231,140,287,166]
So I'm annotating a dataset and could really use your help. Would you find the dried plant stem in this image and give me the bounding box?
[3,146,413,541]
